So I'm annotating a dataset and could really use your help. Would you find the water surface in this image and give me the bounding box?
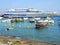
[0,16,60,44]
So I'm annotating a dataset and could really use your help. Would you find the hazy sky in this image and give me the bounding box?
[0,0,60,13]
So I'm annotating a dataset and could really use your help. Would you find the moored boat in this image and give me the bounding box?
[0,17,3,19]
[48,19,54,24]
[35,18,40,20]
[35,20,48,28]
[24,18,28,20]
[40,17,54,24]
[46,17,54,24]
[29,18,35,23]
[11,18,24,23]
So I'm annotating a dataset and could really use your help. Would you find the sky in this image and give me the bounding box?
[0,0,60,13]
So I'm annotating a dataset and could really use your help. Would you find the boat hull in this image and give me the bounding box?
[35,22,48,28]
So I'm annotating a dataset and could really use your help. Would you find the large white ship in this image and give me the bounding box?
[4,8,53,18]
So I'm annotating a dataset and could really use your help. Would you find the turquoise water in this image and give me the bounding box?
[0,16,60,44]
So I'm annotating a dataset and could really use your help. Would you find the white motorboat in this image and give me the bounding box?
[0,17,3,19]
[29,18,35,23]
[24,18,28,20]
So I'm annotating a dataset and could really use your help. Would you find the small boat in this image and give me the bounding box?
[48,19,54,24]
[19,18,24,22]
[2,19,12,23]
[35,22,48,28]
[35,20,48,28]
[11,19,15,23]
[29,18,35,23]
[24,18,28,20]
[8,19,12,22]
[0,17,3,19]
[11,18,24,23]
[6,27,14,30]
[2,19,11,22]
[46,17,54,24]
[35,18,40,20]
[38,20,48,23]
[46,17,51,20]
[13,18,24,22]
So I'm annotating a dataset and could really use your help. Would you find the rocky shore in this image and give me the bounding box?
[0,35,59,45]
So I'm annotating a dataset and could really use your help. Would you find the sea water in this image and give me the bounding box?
[0,16,60,44]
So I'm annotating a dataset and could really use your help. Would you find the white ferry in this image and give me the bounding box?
[4,8,51,18]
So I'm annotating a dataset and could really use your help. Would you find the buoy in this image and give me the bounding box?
[7,28,9,30]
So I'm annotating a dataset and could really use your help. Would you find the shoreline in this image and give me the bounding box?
[0,35,58,45]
